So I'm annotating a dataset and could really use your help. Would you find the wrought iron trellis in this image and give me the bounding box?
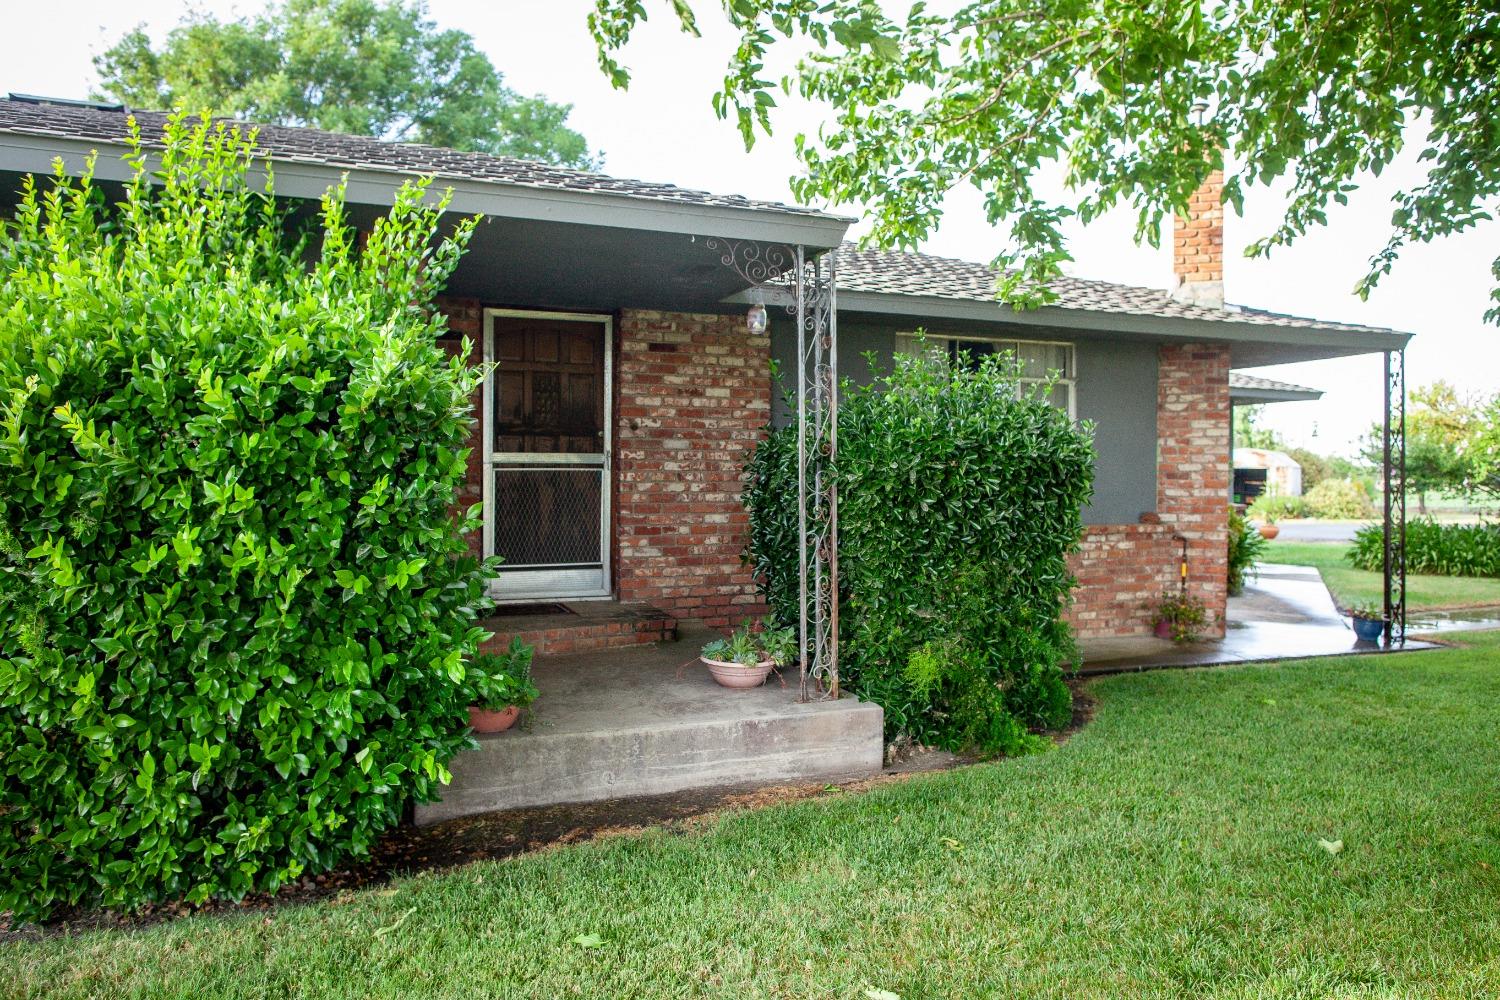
[1382,349,1407,647]
[699,237,839,700]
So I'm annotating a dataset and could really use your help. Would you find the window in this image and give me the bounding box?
[893,334,1077,416]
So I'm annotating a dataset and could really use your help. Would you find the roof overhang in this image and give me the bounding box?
[0,130,852,249]
[1230,384,1323,405]
[776,288,1412,366]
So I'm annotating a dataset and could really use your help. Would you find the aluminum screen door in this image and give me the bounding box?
[483,310,612,600]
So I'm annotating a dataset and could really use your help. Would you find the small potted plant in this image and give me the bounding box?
[465,638,538,733]
[1347,601,1386,642]
[700,618,798,689]
[1150,591,1209,644]
[1258,512,1280,540]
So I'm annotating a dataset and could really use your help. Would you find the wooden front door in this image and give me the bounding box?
[484,311,612,600]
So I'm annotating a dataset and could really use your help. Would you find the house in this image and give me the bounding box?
[0,94,1414,639]
[0,95,1413,815]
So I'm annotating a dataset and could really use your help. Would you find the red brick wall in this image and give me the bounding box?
[1067,343,1231,638]
[613,309,770,626]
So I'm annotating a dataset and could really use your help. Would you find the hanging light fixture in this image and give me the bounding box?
[746,302,769,335]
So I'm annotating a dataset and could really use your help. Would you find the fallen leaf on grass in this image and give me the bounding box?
[1318,839,1344,856]
[940,837,964,852]
[865,990,902,1000]
[572,933,605,949]
[374,907,416,937]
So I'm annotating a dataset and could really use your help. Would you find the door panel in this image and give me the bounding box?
[485,313,611,600]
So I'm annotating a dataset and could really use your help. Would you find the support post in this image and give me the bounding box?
[1382,350,1407,647]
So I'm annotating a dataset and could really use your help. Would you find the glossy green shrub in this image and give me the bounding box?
[1303,478,1376,519]
[1349,518,1500,577]
[1227,506,1267,595]
[744,350,1094,754]
[0,113,494,920]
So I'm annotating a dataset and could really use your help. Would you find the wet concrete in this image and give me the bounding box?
[1079,562,1441,674]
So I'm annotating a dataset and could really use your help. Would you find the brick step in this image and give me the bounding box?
[479,601,677,658]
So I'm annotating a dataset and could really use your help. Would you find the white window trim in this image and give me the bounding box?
[894,332,1077,419]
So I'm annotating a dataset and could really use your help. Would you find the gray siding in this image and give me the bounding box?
[769,314,1158,525]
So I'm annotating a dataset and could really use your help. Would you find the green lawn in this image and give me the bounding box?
[1264,539,1500,611]
[9,636,1500,998]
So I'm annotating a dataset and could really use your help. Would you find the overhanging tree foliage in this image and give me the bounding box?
[591,0,1500,320]
[98,0,599,168]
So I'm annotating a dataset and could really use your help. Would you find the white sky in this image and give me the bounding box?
[5,0,1497,458]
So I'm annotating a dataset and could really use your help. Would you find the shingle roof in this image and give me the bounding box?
[0,96,843,221]
[835,245,1400,336]
[1228,373,1322,396]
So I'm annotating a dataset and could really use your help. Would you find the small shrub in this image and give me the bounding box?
[1349,518,1500,576]
[1303,479,1377,519]
[1248,492,1308,521]
[466,641,537,711]
[1227,506,1268,595]
[744,349,1093,755]
[1151,591,1209,643]
[0,113,495,921]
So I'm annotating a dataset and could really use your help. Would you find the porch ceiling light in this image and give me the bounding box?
[746,303,769,335]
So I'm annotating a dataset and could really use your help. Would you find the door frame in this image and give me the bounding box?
[481,308,614,602]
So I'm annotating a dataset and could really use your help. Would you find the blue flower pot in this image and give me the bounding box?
[1351,616,1385,642]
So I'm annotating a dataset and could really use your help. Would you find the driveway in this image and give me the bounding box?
[1267,519,1373,542]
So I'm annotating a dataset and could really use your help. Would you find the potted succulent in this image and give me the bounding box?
[465,638,538,734]
[700,618,798,689]
[1347,601,1386,642]
[1150,590,1209,644]
[1257,512,1280,540]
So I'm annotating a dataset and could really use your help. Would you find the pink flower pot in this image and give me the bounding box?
[1154,621,1175,640]
[468,704,520,733]
[702,656,774,689]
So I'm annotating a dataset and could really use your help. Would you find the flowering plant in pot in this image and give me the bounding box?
[1347,600,1387,643]
[1150,591,1209,644]
[701,618,798,689]
[465,638,538,733]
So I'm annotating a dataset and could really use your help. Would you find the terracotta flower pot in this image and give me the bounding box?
[468,704,521,733]
[702,656,774,689]
[1153,620,1175,640]
[1258,523,1280,539]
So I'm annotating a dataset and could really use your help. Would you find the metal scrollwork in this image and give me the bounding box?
[698,236,840,701]
[1383,349,1407,647]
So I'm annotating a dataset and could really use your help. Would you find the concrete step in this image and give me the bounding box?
[416,625,884,824]
[479,600,676,658]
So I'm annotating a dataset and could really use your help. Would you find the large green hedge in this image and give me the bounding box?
[1349,518,1500,577]
[0,114,493,920]
[744,350,1095,754]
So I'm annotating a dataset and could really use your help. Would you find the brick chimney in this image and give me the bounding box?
[1171,170,1224,309]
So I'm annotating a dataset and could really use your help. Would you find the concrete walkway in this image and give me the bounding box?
[1080,562,1439,674]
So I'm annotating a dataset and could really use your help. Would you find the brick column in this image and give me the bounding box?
[614,309,770,626]
[1156,343,1231,635]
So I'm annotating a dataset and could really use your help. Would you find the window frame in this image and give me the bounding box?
[893,332,1078,419]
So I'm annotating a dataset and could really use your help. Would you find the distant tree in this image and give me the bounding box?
[591,1,1500,323]
[1362,381,1488,512]
[1233,406,1283,451]
[95,0,598,168]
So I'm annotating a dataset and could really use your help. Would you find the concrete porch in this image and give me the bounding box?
[417,623,885,825]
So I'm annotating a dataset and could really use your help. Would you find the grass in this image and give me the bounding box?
[8,637,1500,999]
[1263,539,1500,611]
